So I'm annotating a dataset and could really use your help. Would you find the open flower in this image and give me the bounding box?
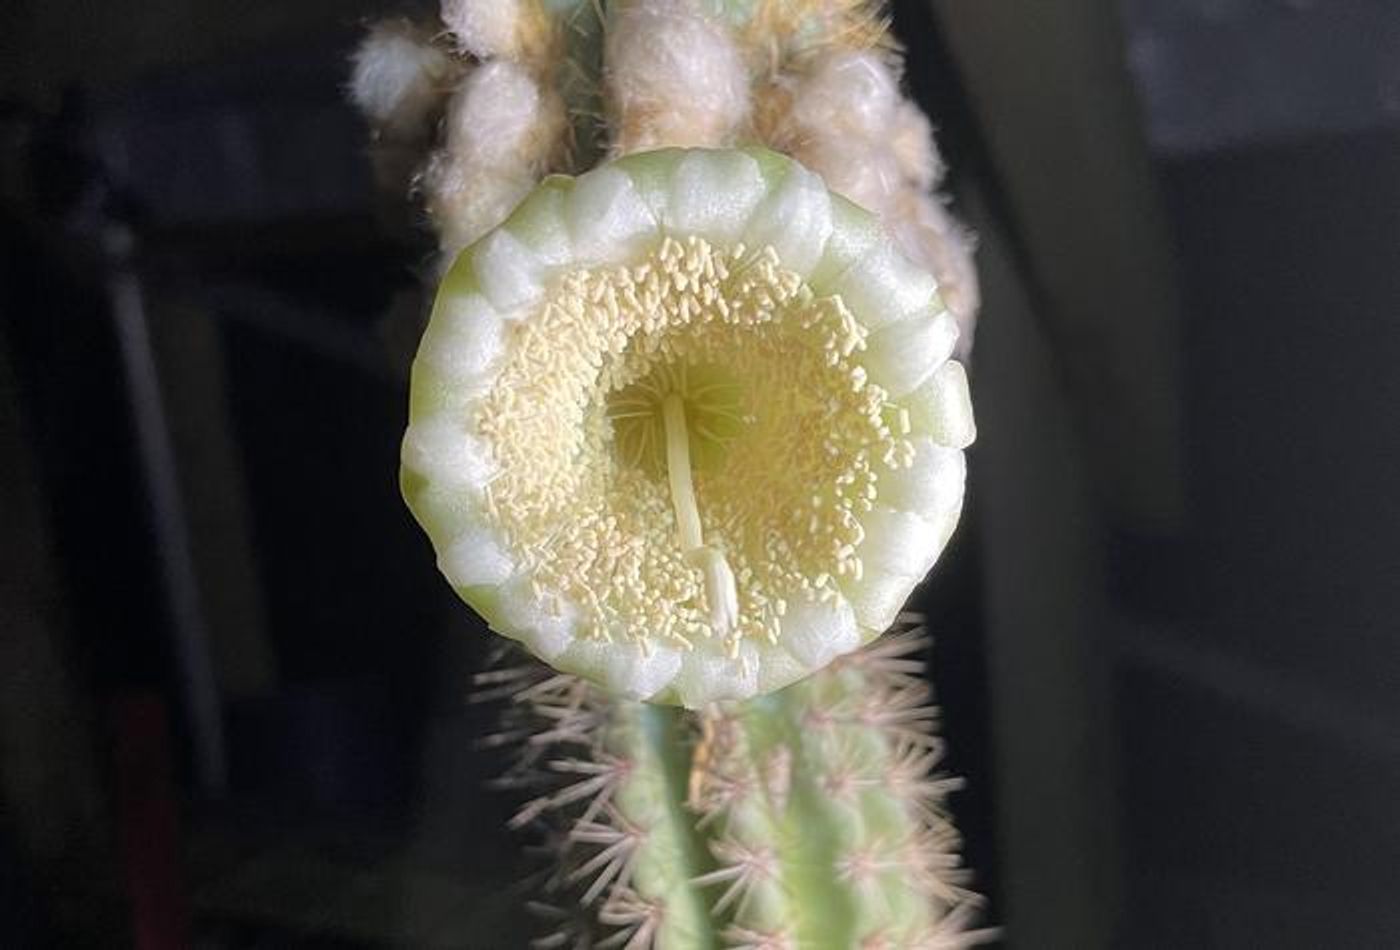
[401,147,974,706]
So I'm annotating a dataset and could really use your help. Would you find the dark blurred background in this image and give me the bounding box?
[2,1,1398,947]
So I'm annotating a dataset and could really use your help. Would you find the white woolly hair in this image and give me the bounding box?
[790,50,901,143]
[442,60,566,167]
[888,191,981,356]
[605,0,751,153]
[890,100,945,192]
[424,60,568,262]
[775,50,904,212]
[441,0,534,61]
[770,49,979,353]
[348,19,452,142]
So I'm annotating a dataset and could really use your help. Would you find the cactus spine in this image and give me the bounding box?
[490,626,993,948]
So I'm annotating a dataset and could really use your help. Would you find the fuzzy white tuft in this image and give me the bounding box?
[605,0,750,153]
[440,0,528,60]
[791,50,901,143]
[779,51,902,212]
[888,190,981,356]
[890,99,944,192]
[769,49,981,354]
[423,60,568,264]
[348,19,453,143]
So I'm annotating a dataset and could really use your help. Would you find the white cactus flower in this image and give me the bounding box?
[401,146,974,706]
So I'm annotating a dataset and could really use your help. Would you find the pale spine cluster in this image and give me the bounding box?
[484,625,995,948]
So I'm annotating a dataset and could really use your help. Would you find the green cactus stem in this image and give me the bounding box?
[486,623,996,949]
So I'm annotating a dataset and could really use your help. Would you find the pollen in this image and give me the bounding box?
[475,235,912,655]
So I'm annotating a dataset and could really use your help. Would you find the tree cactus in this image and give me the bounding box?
[351,1,991,946]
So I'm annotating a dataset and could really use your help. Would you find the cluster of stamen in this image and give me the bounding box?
[475,236,913,654]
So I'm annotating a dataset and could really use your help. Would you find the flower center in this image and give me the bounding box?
[475,236,912,654]
[608,362,748,636]
[607,362,745,478]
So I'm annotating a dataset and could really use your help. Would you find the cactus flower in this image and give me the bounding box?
[401,146,974,706]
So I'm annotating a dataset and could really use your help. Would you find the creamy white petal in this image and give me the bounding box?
[565,165,658,265]
[832,243,940,332]
[925,492,965,557]
[841,570,916,633]
[404,481,483,551]
[400,417,494,492]
[779,594,860,669]
[418,292,508,381]
[503,178,573,267]
[673,642,759,706]
[519,613,574,661]
[667,149,767,246]
[905,360,977,448]
[437,525,515,587]
[752,643,810,696]
[471,228,546,311]
[879,439,966,515]
[858,506,938,579]
[742,162,834,278]
[810,194,883,290]
[863,309,959,396]
[407,361,493,421]
[489,575,582,654]
[563,639,683,701]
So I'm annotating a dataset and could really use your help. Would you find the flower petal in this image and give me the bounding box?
[833,242,941,332]
[809,193,884,290]
[561,639,683,701]
[437,525,516,587]
[779,594,860,669]
[841,570,916,633]
[904,360,977,448]
[566,164,658,265]
[863,309,959,396]
[502,176,574,267]
[879,439,966,515]
[417,291,508,383]
[672,643,760,706]
[401,417,495,493]
[857,506,938,579]
[667,149,767,245]
[471,228,547,311]
[480,575,581,662]
[742,160,834,278]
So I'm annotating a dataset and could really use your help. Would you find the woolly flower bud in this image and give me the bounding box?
[348,19,452,143]
[442,60,565,168]
[776,51,903,212]
[402,148,974,706]
[791,50,901,142]
[606,0,750,152]
[424,61,568,261]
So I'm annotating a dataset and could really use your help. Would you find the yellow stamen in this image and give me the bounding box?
[475,236,911,651]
